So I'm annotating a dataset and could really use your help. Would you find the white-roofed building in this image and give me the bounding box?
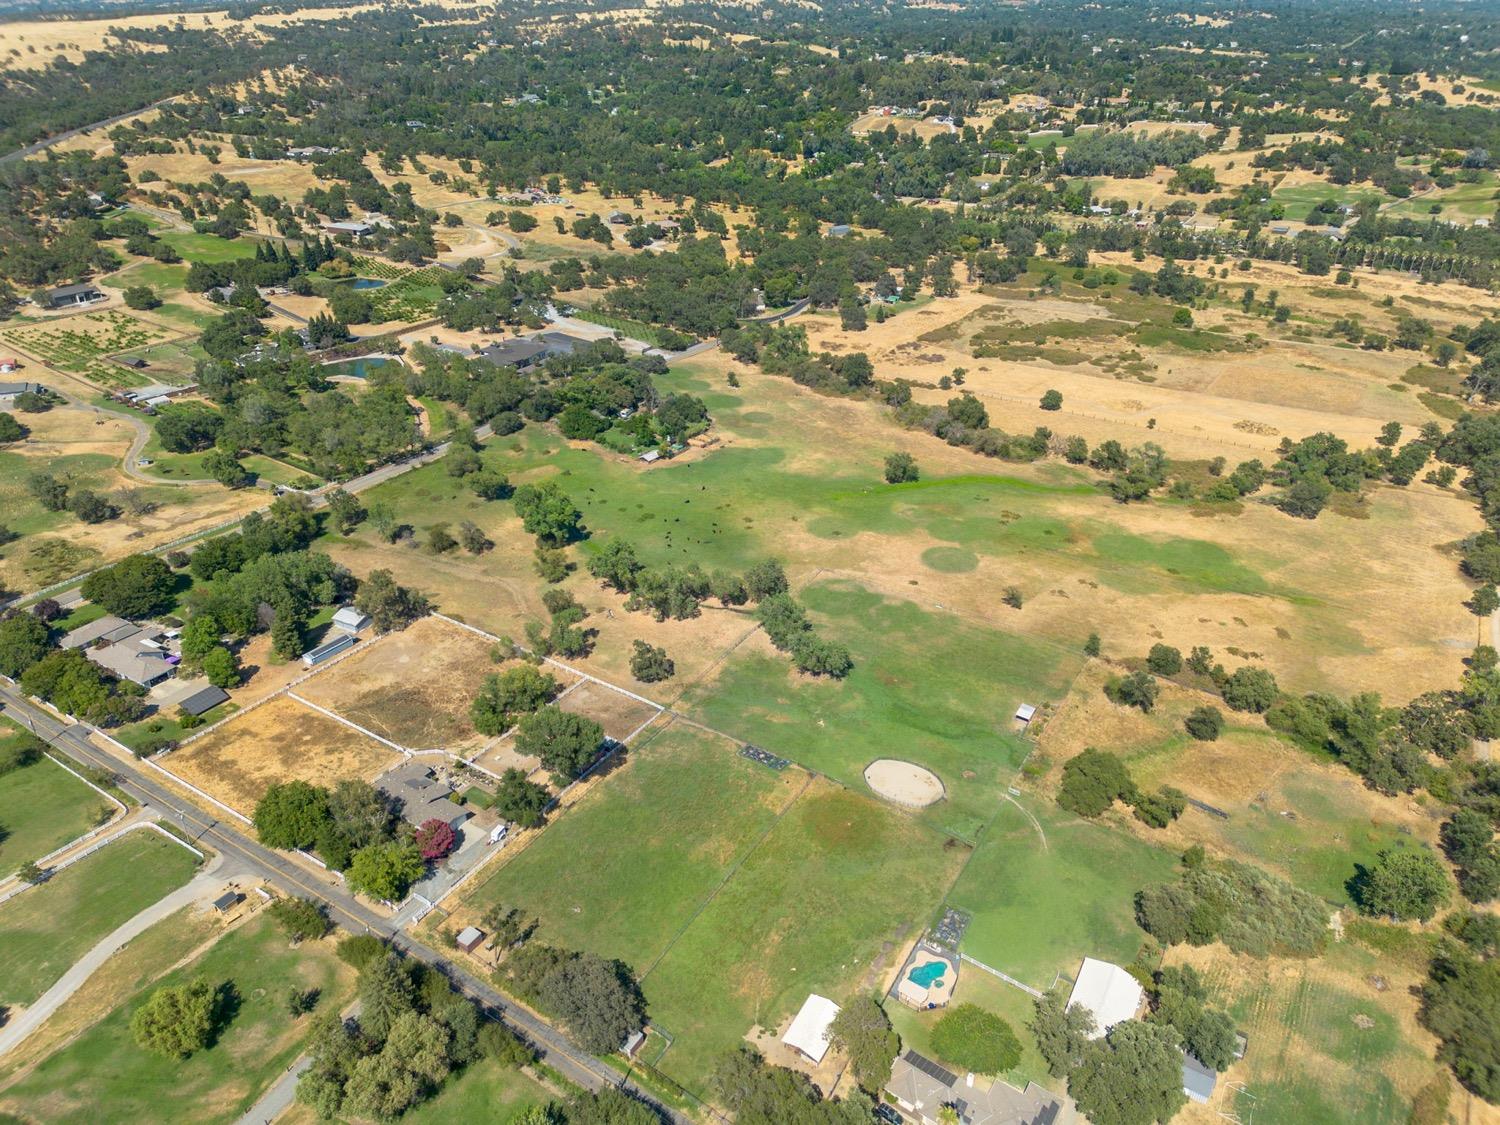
[1067,957,1144,1038]
[782,994,840,1064]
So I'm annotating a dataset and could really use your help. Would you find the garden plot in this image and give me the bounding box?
[2,311,174,389]
[294,615,512,752]
[162,695,403,815]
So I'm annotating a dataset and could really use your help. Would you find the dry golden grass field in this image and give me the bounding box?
[163,694,402,814]
[293,615,505,752]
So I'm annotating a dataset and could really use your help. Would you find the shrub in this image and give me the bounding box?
[1183,705,1224,741]
[1145,644,1182,676]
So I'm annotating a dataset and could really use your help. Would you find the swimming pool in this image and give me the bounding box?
[908,960,947,988]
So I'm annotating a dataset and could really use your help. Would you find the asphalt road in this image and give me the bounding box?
[0,684,694,1124]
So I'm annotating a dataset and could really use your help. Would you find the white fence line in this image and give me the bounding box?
[0,820,204,907]
[27,752,129,869]
[286,691,409,755]
[431,612,666,710]
[87,727,255,828]
[958,952,1043,998]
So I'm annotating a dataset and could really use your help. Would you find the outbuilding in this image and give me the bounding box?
[1067,958,1144,1039]
[177,684,230,717]
[302,633,356,667]
[1182,1053,1218,1104]
[211,891,242,913]
[782,994,840,1065]
[456,925,485,953]
[332,607,372,634]
[1014,703,1037,726]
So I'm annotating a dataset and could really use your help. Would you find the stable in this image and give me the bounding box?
[782,994,840,1065]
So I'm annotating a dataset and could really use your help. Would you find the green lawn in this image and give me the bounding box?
[944,796,1177,991]
[107,261,190,294]
[0,726,112,868]
[0,912,356,1125]
[0,829,200,1007]
[469,723,802,976]
[1270,184,1385,223]
[886,967,1058,1094]
[642,779,965,1094]
[680,579,1081,841]
[158,231,258,265]
[400,1059,557,1124]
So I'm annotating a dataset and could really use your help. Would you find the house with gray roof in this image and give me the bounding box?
[886,1050,1063,1125]
[376,763,472,830]
[47,282,105,309]
[62,615,178,686]
[477,337,549,370]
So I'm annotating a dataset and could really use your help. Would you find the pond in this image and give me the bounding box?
[349,278,388,290]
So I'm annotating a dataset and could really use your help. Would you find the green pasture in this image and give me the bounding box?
[0,449,119,537]
[0,912,355,1125]
[400,1058,556,1124]
[643,781,964,1095]
[680,578,1081,841]
[1270,184,1384,223]
[0,829,199,1007]
[469,722,801,974]
[944,796,1177,991]
[0,728,111,868]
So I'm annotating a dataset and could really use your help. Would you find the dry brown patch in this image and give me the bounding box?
[164,694,402,813]
[295,615,504,751]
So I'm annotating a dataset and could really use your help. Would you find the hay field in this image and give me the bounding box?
[294,615,502,751]
[164,695,403,814]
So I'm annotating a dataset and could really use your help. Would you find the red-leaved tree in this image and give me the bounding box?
[415,818,457,860]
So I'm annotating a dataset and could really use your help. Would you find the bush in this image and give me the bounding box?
[1183,705,1224,741]
[337,934,388,970]
[1145,644,1182,676]
[1040,389,1063,411]
[883,451,920,483]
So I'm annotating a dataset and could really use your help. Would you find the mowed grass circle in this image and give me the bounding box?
[922,545,979,573]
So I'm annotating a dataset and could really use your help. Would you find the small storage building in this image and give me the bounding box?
[456,925,485,953]
[302,633,355,667]
[332,606,372,634]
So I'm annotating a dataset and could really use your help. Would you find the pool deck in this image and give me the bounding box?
[893,939,959,1010]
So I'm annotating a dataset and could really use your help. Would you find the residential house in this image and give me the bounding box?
[376,762,472,830]
[886,1050,1063,1125]
[0,380,42,404]
[46,282,105,309]
[61,615,178,687]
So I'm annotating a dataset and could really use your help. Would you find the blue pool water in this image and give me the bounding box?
[350,278,387,290]
[908,960,947,988]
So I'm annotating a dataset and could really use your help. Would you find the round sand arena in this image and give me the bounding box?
[864,759,945,808]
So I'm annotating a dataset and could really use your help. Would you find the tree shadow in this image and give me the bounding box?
[1345,863,1372,911]
[207,980,242,1049]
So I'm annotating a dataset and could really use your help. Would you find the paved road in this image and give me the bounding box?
[0,96,182,165]
[0,860,230,1058]
[0,685,690,1124]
